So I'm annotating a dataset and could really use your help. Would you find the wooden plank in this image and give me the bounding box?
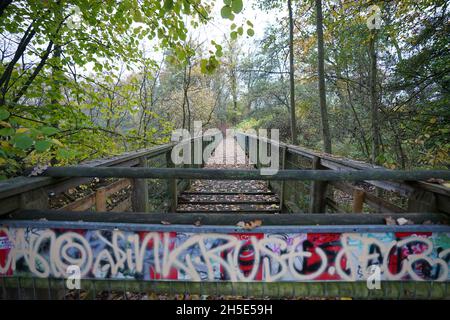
[110,197,132,212]
[280,146,287,213]
[19,188,48,211]
[309,156,328,213]
[41,167,450,181]
[131,157,149,213]
[60,193,95,211]
[166,151,177,213]
[352,189,365,213]
[175,209,280,214]
[178,200,280,205]
[181,191,275,195]
[7,210,448,226]
[95,188,107,212]
[103,179,131,197]
[0,196,20,216]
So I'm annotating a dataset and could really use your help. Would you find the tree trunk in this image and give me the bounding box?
[315,0,332,154]
[369,30,380,164]
[287,0,298,145]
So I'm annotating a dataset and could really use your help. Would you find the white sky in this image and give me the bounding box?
[193,0,283,50]
[83,0,283,76]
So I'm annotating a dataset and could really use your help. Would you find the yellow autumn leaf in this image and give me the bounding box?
[51,138,64,147]
[16,128,29,133]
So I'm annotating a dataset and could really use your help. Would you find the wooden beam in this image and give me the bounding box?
[180,191,275,195]
[178,200,280,205]
[280,147,287,213]
[175,209,280,214]
[19,188,48,211]
[131,157,149,212]
[60,193,95,211]
[95,188,107,212]
[309,156,328,213]
[352,189,365,213]
[166,151,177,213]
[6,210,448,226]
[40,167,450,181]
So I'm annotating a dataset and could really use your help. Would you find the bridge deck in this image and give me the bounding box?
[177,137,281,213]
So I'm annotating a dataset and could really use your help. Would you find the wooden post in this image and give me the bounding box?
[256,137,260,168]
[131,156,149,212]
[280,147,287,213]
[352,188,365,213]
[309,156,328,213]
[95,187,107,212]
[166,150,177,213]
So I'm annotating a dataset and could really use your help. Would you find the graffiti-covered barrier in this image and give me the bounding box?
[1,221,449,283]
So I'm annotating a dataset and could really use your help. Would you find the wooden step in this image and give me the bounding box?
[178,200,280,205]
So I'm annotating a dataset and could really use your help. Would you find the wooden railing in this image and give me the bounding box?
[0,132,449,299]
[235,131,450,215]
[0,135,214,216]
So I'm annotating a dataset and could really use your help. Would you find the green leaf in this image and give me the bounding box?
[247,28,255,36]
[0,109,10,120]
[220,5,232,19]
[230,31,238,40]
[200,59,208,73]
[163,0,174,10]
[224,0,232,5]
[40,126,59,136]
[0,128,14,136]
[57,148,72,159]
[231,0,243,14]
[14,134,33,150]
[237,26,243,35]
[35,140,52,152]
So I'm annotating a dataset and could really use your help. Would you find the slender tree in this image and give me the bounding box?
[288,0,298,145]
[315,0,332,153]
[369,29,380,164]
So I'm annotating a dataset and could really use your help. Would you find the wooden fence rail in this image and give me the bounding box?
[235,132,450,215]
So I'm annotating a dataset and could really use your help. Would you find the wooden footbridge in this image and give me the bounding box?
[0,132,449,299]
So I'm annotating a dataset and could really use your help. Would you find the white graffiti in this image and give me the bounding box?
[0,227,449,282]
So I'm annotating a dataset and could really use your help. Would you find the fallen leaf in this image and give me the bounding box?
[397,217,413,225]
[385,216,396,225]
[237,219,263,230]
[236,221,246,228]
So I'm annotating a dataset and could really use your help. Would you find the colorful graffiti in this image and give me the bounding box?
[0,226,449,282]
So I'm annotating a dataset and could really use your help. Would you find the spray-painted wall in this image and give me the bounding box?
[1,223,449,282]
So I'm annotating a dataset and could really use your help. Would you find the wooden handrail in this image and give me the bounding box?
[40,167,450,181]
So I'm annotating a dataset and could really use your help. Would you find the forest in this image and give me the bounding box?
[0,0,449,179]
